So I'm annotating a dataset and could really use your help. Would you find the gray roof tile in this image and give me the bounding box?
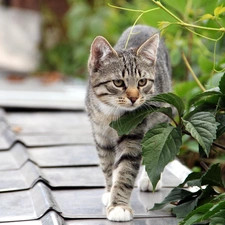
[0,143,28,170]
[0,109,190,224]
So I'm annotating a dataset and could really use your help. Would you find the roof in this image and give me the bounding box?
[0,107,191,224]
[0,75,192,224]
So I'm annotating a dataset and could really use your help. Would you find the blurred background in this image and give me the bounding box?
[0,0,224,171]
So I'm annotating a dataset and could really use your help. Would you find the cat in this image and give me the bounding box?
[85,25,172,221]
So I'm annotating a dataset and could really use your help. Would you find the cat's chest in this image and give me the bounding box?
[93,116,118,137]
[92,118,118,147]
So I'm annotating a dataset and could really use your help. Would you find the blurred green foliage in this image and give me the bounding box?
[38,0,134,78]
[39,0,225,85]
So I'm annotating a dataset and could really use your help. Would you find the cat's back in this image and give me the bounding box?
[114,25,159,51]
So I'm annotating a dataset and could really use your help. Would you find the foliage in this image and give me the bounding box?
[38,0,225,82]
[110,71,225,223]
[38,0,134,77]
[110,2,225,222]
[110,0,225,107]
[111,72,225,186]
[151,163,225,224]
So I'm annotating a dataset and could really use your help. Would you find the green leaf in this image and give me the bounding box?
[201,164,224,187]
[150,187,193,210]
[184,97,220,120]
[219,72,225,94]
[216,113,225,137]
[212,193,225,202]
[199,185,218,202]
[173,197,199,218]
[210,210,225,225]
[183,112,218,156]
[180,203,214,225]
[180,186,218,224]
[158,21,171,30]
[199,13,214,21]
[110,106,155,136]
[188,91,222,108]
[214,5,225,17]
[149,92,185,117]
[203,200,225,221]
[178,172,203,188]
[110,106,173,136]
[142,123,182,190]
[207,72,225,88]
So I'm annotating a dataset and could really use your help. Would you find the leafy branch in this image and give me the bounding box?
[109,1,225,73]
[150,163,225,224]
[108,2,225,223]
[152,0,225,33]
[111,73,225,189]
[108,3,160,49]
[110,73,225,223]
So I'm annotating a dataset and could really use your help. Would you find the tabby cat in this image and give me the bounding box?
[85,25,171,221]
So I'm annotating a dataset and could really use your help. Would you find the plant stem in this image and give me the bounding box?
[182,129,225,151]
[124,7,160,49]
[213,142,225,151]
[200,161,209,171]
[124,12,144,49]
[182,52,206,92]
[151,0,225,32]
[151,0,183,23]
[108,3,160,49]
[178,22,225,32]
[108,3,159,14]
[213,32,225,73]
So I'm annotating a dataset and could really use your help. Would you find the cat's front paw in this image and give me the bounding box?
[102,192,110,206]
[107,205,133,221]
[138,176,162,191]
[138,169,162,192]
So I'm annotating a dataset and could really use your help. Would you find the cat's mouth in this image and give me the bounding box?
[119,102,143,111]
[116,96,145,111]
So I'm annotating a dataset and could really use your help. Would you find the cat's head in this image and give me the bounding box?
[88,34,159,114]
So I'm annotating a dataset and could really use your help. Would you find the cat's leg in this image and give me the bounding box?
[106,136,142,221]
[96,143,115,206]
[138,166,162,191]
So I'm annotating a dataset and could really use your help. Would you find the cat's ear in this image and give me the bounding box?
[88,36,118,72]
[137,33,159,65]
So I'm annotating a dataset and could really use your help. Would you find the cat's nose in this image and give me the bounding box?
[129,97,138,104]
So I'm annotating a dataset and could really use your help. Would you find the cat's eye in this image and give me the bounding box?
[113,79,125,87]
[138,79,148,87]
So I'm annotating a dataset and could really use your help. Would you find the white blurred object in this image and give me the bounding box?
[0,6,41,72]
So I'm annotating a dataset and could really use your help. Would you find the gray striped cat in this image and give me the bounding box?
[85,25,171,221]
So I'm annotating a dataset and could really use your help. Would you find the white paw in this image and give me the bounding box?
[138,169,162,192]
[102,192,110,206]
[107,205,133,221]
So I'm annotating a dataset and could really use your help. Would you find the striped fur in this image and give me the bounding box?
[85,25,171,221]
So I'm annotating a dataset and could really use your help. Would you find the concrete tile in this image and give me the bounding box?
[42,166,104,188]
[0,125,16,150]
[0,143,28,170]
[0,161,104,192]
[67,218,180,225]
[0,161,42,192]
[0,182,175,222]
[0,183,60,222]
[17,132,94,147]
[53,188,173,219]
[6,112,91,134]
[0,211,64,225]
[28,145,98,167]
